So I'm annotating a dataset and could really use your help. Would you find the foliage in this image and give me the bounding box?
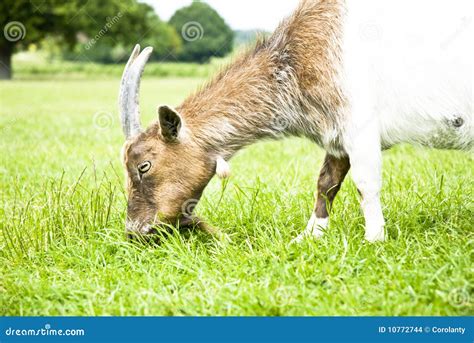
[0,78,472,316]
[61,2,182,63]
[0,0,236,76]
[0,0,181,76]
[169,2,234,63]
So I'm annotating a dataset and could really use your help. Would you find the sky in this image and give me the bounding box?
[142,0,300,31]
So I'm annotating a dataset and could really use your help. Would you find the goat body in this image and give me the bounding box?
[119,0,473,241]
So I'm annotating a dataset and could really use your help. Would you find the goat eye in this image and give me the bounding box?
[137,161,151,173]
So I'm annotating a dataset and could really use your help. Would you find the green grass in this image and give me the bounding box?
[12,55,224,80]
[0,77,473,316]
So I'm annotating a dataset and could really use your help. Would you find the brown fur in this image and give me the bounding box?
[122,0,347,235]
[123,130,215,231]
[314,153,350,218]
[174,0,347,153]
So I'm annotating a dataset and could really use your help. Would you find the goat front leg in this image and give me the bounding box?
[293,153,350,242]
[346,121,386,242]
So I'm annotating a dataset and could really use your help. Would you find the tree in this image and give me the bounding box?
[63,3,181,63]
[169,1,234,63]
[0,0,180,79]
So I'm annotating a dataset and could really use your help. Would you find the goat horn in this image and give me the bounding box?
[119,44,153,139]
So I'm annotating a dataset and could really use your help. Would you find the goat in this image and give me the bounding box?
[118,0,473,242]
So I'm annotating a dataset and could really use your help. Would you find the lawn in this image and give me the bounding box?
[0,77,472,316]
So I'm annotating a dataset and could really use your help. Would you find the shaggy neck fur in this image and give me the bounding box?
[174,0,347,158]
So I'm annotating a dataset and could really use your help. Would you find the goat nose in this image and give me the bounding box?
[126,232,137,241]
[140,224,158,235]
[125,223,159,240]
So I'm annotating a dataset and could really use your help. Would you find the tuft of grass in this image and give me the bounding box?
[0,78,472,316]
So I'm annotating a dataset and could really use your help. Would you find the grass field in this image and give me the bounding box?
[0,77,472,316]
[12,52,225,80]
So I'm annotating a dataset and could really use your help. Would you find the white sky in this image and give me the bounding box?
[142,0,300,31]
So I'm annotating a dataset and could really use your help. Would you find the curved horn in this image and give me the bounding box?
[119,44,153,138]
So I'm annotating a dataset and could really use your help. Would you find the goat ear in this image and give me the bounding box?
[158,105,182,141]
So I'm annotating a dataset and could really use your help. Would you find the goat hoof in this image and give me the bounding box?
[364,230,386,242]
[291,227,325,244]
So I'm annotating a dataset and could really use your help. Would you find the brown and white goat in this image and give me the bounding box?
[119,0,472,242]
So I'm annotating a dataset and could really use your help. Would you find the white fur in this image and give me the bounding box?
[292,214,328,243]
[343,0,473,151]
[335,0,473,241]
[216,156,231,179]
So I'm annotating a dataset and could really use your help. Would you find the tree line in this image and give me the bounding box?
[0,0,234,79]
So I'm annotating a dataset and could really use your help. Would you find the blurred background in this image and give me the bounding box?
[0,0,299,80]
[1,1,472,317]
